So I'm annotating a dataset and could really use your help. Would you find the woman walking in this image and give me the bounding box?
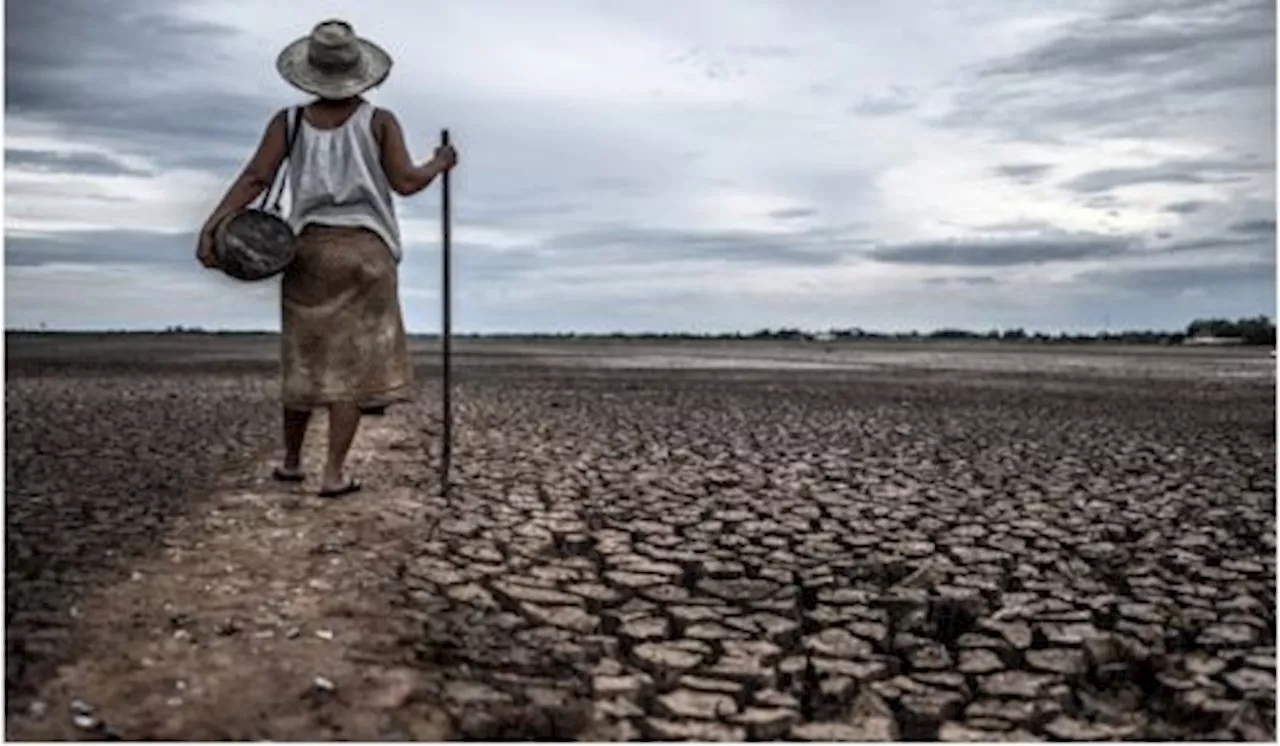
[197,20,457,497]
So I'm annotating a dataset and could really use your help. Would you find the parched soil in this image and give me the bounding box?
[5,339,1276,741]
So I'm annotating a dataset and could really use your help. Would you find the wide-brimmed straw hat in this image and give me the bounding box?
[276,20,392,100]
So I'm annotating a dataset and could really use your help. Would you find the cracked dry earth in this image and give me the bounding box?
[6,350,1278,741]
[399,366,1276,741]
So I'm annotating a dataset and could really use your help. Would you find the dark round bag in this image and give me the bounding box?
[214,210,296,281]
[214,107,302,282]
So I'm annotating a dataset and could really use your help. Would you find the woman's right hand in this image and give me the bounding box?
[433,143,458,172]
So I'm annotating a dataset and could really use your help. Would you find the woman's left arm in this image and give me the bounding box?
[196,111,290,265]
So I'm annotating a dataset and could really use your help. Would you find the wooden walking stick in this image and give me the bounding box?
[440,129,454,498]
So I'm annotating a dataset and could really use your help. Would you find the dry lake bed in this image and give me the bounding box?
[5,334,1275,740]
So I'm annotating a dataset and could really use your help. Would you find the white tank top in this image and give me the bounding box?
[285,101,402,261]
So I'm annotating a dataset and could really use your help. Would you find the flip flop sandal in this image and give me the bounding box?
[318,478,363,498]
[272,466,306,482]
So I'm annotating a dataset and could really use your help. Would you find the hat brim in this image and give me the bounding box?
[276,35,393,100]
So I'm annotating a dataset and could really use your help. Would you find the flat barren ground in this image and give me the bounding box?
[5,335,1276,740]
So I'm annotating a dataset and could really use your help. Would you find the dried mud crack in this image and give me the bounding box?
[398,367,1275,741]
[5,343,1276,741]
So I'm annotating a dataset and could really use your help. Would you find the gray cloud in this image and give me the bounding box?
[993,163,1053,184]
[924,276,999,286]
[1080,259,1276,292]
[870,234,1132,267]
[981,0,1270,79]
[769,207,816,221]
[6,0,272,173]
[849,87,915,117]
[6,148,152,177]
[5,230,196,268]
[1161,236,1267,253]
[1164,200,1210,214]
[542,224,866,267]
[1062,158,1266,194]
[1230,218,1277,234]
[938,0,1275,147]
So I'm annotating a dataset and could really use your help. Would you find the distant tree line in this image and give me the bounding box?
[442,316,1275,346]
[11,316,1275,346]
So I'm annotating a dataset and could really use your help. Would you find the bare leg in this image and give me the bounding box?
[281,407,311,474]
[320,402,362,491]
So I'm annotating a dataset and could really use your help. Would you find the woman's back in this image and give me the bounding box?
[287,98,401,260]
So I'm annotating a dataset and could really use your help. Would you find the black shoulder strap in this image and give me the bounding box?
[262,106,302,213]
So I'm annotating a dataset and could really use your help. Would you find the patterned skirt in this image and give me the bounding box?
[280,224,413,410]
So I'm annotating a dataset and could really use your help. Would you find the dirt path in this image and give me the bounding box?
[6,410,453,741]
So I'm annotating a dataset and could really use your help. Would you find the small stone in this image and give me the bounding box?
[1199,623,1259,647]
[899,690,966,727]
[1039,622,1101,646]
[966,697,1062,728]
[811,658,892,682]
[912,672,970,696]
[705,657,777,687]
[791,718,898,741]
[685,621,746,642]
[730,707,801,740]
[1118,602,1164,625]
[567,582,623,606]
[632,642,705,680]
[979,671,1056,699]
[71,700,94,716]
[605,571,667,589]
[982,621,1032,650]
[755,689,800,709]
[804,628,875,659]
[697,578,780,602]
[521,603,599,633]
[1225,667,1276,694]
[1185,653,1229,677]
[313,676,336,692]
[641,584,691,604]
[821,675,858,703]
[1081,634,1122,667]
[722,639,783,663]
[656,689,737,720]
[818,588,877,605]
[958,649,1005,674]
[1044,715,1136,741]
[849,621,890,648]
[1026,649,1086,676]
[315,629,335,641]
[680,676,743,695]
[909,643,953,670]
[619,616,668,641]
[495,581,582,607]
[285,626,301,639]
[967,717,1015,732]
[28,700,47,718]
[595,696,645,720]
[73,714,98,730]
[593,673,653,700]
[446,681,512,705]
[644,718,745,741]
[939,723,1026,742]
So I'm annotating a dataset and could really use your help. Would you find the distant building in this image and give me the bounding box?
[1183,335,1245,346]
[811,331,836,343]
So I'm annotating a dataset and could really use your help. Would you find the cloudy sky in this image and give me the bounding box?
[5,0,1276,333]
